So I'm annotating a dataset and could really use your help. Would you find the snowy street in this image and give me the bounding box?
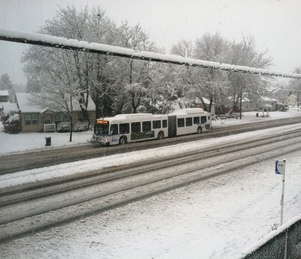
[1,110,301,258]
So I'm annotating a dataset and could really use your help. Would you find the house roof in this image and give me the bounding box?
[15,93,95,113]
[0,102,18,112]
[16,93,41,113]
[261,96,278,102]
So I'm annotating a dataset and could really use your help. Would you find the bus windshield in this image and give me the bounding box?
[94,124,109,136]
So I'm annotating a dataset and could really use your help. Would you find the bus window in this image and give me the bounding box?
[131,122,141,133]
[153,120,161,129]
[201,116,207,124]
[120,123,129,134]
[193,116,200,124]
[163,120,167,128]
[186,117,192,126]
[111,124,118,135]
[178,118,184,127]
[142,121,151,132]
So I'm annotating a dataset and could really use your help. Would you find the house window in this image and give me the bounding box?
[25,114,39,125]
[78,112,84,122]
[55,113,70,122]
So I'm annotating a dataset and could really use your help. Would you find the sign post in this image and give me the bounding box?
[275,159,286,225]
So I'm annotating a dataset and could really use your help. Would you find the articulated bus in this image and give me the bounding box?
[91,108,212,146]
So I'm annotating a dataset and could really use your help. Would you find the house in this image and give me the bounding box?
[0,90,9,102]
[0,90,18,113]
[286,94,297,107]
[223,95,278,113]
[258,96,278,111]
[15,93,96,132]
[194,97,216,113]
[270,88,291,104]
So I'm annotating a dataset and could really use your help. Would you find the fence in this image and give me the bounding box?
[44,123,56,132]
[242,215,301,259]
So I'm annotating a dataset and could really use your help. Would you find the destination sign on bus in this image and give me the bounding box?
[96,119,109,125]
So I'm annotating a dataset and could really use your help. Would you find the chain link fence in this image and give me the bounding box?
[243,217,301,259]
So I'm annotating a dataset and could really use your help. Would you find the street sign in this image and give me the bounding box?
[275,160,285,175]
[275,159,286,225]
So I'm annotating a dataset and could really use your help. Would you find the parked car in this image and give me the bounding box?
[277,104,289,111]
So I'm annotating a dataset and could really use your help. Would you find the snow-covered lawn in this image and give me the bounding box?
[1,109,301,258]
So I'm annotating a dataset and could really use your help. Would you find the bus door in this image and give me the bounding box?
[168,115,177,137]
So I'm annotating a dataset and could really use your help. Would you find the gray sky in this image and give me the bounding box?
[0,0,300,85]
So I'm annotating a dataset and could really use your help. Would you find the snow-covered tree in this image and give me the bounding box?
[115,21,160,113]
[0,74,15,102]
[1,110,20,134]
[171,39,194,58]
[289,67,301,90]
[24,47,79,141]
[226,36,272,112]
[193,33,231,112]
[288,67,301,106]
[23,5,120,118]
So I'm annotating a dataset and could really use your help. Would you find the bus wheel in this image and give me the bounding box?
[197,126,202,134]
[119,136,127,145]
[158,131,164,140]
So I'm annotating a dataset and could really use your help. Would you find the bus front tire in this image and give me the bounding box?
[158,131,164,140]
[119,136,127,145]
[197,126,202,134]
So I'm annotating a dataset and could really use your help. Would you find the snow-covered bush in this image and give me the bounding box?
[57,122,71,132]
[73,121,89,132]
[57,121,89,132]
[1,111,21,134]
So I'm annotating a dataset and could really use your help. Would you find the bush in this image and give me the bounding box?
[57,121,89,132]
[2,111,21,134]
[73,121,89,132]
[57,122,71,132]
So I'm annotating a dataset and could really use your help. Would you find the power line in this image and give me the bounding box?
[0,27,300,80]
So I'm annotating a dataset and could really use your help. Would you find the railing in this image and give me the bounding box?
[44,123,56,132]
[242,215,301,259]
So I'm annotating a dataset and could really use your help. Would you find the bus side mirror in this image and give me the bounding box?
[110,131,113,135]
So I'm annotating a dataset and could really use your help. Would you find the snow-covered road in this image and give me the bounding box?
[1,111,301,258]
[1,142,301,258]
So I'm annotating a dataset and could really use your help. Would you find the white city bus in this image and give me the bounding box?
[91,108,211,146]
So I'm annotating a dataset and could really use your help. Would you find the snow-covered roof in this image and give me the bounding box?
[0,102,18,112]
[171,108,205,115]
[287,94,297,98]
[15,93,95,113]
[16,93,41,113]
[261,96,278,102]
[0,90,9,96]
[194,97,213,104]
[73,94,96,111]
